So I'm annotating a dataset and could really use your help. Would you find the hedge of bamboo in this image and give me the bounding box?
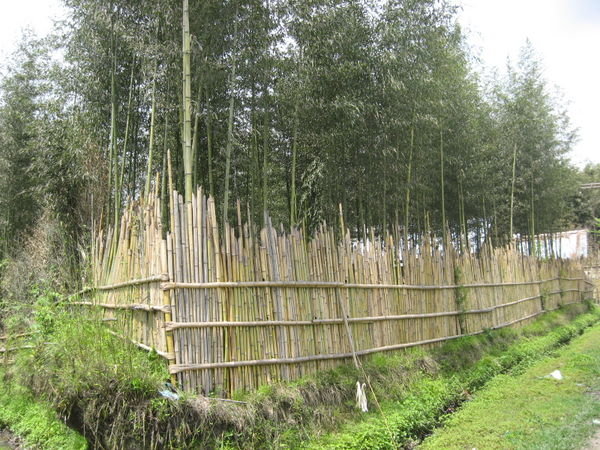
[76,187,595,396]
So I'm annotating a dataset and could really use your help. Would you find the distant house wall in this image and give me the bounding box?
[517,229,589,259]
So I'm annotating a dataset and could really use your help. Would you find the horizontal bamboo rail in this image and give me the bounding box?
[71,301,171,313]
[0,344,36,353]
[0,332,35,341]
[164,291,561,331]
[75,274,169,296]
[159,277,577,291]
[76,276,583,295]
[168,309,553,373]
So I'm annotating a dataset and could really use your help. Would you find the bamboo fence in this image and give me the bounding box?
[75,187,595,396]
[584,252,600,300]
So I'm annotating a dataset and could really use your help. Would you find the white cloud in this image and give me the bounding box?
[0,0,66,61]
[458,0,600,166]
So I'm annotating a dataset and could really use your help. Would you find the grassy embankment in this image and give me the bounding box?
[0,375,87,449]
[304,302,600,449]
[421,316,600,449]
[1,293,598,449]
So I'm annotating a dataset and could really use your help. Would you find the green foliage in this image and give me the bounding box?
[12,300,168,399]
[3,292,171,447]
[0,0,579,244]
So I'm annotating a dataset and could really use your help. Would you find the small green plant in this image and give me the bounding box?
[309,305,600,449]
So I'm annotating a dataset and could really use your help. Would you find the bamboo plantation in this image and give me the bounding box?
[1,0,600,448]
[1,0,593,260]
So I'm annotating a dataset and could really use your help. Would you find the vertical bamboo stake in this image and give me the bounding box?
[161,240,177,385]
[266,215,288,380]
[440,128,446,242]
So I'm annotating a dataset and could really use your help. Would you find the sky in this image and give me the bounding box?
[0,0,598,167]
[458,0,600,166]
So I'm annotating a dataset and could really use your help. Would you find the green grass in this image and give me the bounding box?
[0,370,87,449]
[3,291,598,449]
[4,291,172,448]
[420,323,600,449]
[306,305,600,449]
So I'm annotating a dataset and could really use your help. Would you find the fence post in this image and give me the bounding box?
[453,266,467,334]
[161,239,177,386]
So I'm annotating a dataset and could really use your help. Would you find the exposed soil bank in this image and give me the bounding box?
[0,430,19,450]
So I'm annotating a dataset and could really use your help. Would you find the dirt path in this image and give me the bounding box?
[0,430,19,449]
[586,432,600,450]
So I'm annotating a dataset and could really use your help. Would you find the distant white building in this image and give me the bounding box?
[517,229,589,259]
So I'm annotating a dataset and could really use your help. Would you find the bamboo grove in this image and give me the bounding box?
[0,0,597,261]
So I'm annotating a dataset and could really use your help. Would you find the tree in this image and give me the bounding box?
[493,41,577,245]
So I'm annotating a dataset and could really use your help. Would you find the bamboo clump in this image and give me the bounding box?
[76,186,596,396]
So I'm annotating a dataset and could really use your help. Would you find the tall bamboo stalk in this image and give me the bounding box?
[191,79,203,189]
[144,65,157,200]
[404,126,414,247]
[509,143,517,240]
[117,63,135,217]
[262,107,269,225]
[108,34,119,264]
[530,176,536,256]
[182,0,193,204]
[290,102,299,227]
[440,128,446,241]
[223,12,238,226]
[205,91,214,197]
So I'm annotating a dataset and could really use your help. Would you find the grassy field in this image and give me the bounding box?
[420,322,600,449]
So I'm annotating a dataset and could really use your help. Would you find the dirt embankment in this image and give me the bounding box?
[0,430,20,450]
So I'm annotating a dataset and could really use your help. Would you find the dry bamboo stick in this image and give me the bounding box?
[0,344,36,353]
[0,332,35,341]
[106,330,174,360]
